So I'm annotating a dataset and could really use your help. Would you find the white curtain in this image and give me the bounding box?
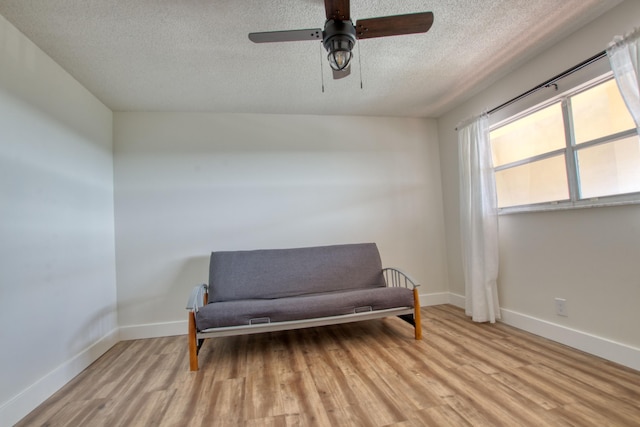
[607,28,640,129]
[458,114,500,323]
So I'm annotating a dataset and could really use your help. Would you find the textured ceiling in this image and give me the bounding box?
[0,0,623,117]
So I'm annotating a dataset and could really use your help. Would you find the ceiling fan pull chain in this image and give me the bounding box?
[358,42,363,89]
[319,41,325,93]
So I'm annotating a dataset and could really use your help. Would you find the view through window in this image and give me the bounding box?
[490,77,640,210]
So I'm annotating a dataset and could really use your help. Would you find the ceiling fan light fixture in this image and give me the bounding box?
[322,19,356,71]
[327,39,353,71]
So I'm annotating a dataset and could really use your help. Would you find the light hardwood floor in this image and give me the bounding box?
[17,305,640,426]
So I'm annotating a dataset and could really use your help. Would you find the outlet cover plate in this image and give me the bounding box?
[555,297,568,317]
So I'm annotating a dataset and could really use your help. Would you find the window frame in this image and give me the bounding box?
[490,72,640,214]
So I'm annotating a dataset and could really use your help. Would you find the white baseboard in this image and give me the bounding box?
[500,308,640,372]
[0,328,119,427]
[119,320,187,341]
[443,293,639,372]
[448,292,466,308]
[420,291,451,306]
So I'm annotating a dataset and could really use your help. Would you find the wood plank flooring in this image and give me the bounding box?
[16,305,640,426]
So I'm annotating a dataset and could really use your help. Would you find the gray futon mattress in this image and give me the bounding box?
[195,286,413,331]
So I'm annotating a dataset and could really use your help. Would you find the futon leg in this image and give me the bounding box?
[188,311,199,371]
[413,288,422,340]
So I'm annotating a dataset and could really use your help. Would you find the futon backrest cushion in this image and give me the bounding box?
[208,243,386,302]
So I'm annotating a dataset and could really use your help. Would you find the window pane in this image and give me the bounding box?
[571,79,636,145]
[490,103,566,167]
[495,155,569,208]
[577,136,640,199]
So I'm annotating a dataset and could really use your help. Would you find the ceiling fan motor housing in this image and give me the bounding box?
[323,19,357,71]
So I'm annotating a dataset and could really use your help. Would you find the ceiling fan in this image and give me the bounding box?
[248,0,434,80]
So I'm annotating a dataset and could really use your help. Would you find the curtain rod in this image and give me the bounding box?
[486,49,607,116]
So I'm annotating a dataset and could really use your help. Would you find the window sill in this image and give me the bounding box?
[497,193,640,215]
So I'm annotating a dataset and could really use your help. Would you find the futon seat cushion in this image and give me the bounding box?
[196,286,413,330]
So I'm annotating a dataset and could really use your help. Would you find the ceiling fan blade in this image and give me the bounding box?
[332,65,351,80]
[355,12,433,40]
[249,29,322,43]
[324,0,350,21]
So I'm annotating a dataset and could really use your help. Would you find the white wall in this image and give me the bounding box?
[113,113,449,336]
[0,14,117,426]
[437,0,640,365]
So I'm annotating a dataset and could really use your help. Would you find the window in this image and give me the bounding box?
[490,76,640,211]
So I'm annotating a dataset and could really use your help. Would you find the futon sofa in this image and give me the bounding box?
[186,243,422,371]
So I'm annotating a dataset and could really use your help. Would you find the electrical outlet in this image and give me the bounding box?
[555,298,568,317]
